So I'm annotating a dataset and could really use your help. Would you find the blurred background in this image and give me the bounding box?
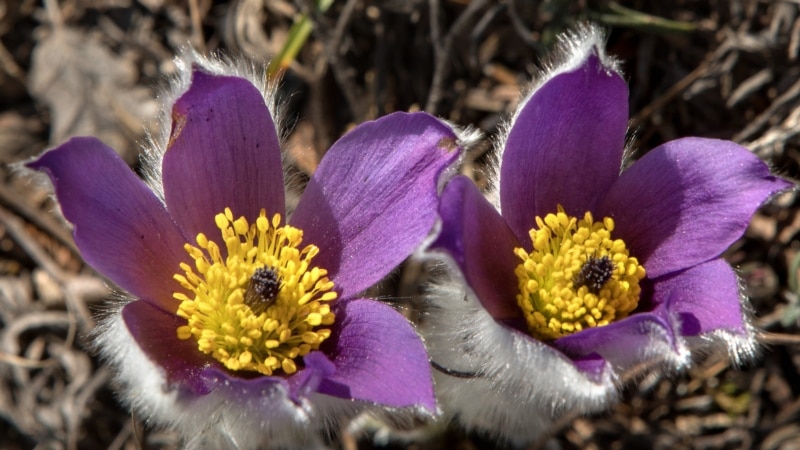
[1,0,799,449]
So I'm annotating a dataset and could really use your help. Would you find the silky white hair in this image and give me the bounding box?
[421,271,617,447]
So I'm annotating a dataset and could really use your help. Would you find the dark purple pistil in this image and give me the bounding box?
[574,255,615,294]
[245,267,281,314]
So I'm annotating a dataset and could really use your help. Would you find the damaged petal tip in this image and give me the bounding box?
[168,111,187,147]
[437,137,459,153]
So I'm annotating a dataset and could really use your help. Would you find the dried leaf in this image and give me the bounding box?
[28,28,156,162]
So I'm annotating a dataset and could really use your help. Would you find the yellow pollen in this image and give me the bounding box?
[174,207,337,376]
[514,205,646,340]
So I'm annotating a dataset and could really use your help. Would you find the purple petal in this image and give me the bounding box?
[653,258,745,336]
[122,299,219,395]
[598,137,792,278]
[319,299,436,411]
[431,175,523,320]
[500,52,628,246]
[554,310,681,372]
[571,352,612,383]
[196,366,290,402]
[162,68,285,243]
[28,138,189,312]
[286,351,337,402]
[553,259,744,372]
[291,112,460,299]
[194,352,339,406]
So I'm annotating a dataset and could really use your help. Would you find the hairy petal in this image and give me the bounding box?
[554,309,688,374]
[500,51,628,246]
[291,112,460,299]
[421,280,615,446]
[119,302,364,448]
[163,68,285,243]
[319,299,436,412]
[554,260,747,384]
[102,306,335,449]
[28,138,189,311]
[653,258,746,336]
[431,175,522,319]
[181,369,324,449]
[598,137,792,278]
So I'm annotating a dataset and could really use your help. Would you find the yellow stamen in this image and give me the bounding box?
[174,208,337,376]
[514,205,646,340]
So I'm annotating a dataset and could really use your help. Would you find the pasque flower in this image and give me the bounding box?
[424,26,793,444]
[29,56,460,448]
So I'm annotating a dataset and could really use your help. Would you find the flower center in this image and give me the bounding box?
[173,208,337,376]
[513,205,646,340]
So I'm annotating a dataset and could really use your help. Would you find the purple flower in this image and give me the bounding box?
[28,56,460,448]
[423,27,793,444]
